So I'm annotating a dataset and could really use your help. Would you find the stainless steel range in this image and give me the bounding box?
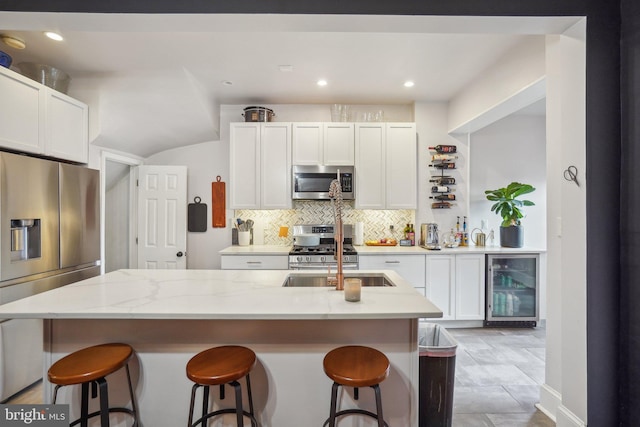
[288,224,358,270]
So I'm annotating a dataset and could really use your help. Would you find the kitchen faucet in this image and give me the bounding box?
[328,173,344,290]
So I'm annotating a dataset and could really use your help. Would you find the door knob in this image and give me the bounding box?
[176,251,184,257]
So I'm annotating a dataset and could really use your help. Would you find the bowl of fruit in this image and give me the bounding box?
[365,238,398,246]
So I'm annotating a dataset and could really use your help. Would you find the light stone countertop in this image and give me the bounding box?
[220,244,546,255]
[0,269,442,320]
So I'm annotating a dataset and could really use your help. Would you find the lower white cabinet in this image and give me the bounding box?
[426,254,485,320]
[221,255,289,270]
[358,254,426,295]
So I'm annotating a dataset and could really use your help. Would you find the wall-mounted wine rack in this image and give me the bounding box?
[428,145,457,209]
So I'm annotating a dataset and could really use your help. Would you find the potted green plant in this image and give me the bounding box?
[485,182,535,248]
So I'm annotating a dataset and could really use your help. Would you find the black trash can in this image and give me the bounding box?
[419,323,458,427]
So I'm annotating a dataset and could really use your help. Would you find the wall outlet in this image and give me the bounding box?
[389,225,394,231]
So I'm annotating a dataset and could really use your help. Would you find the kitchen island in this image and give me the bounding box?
[0,269,441,427]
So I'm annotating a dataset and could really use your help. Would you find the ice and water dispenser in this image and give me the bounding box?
[10,219,41,262]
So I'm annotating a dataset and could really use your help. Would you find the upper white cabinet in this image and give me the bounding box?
[292,123,354,166]
[355,123,417,209]
[46,91,89,163]
[230,122,292,209]
[0,66,88,163]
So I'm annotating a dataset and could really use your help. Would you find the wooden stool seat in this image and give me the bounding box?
[49,343,133,386]
[323,345,390,427]
[186,345,258,427]
[48,343,139,427]
[186,345,256,385]
[323,345,390,387]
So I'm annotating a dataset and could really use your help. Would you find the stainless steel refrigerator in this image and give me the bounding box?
[0,152,100,401]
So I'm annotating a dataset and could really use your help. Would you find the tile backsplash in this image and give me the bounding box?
[235,201,414,245]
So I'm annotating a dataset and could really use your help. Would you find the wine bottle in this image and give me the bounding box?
[430,194,456,201]
[431,154,458,162]
[408,224,415,246]
[431,185,452,193]
[403,223,410,239]
[431,202,452,209]
[429,176,456,185]
[428,145,457,153]
[429,163,456,169]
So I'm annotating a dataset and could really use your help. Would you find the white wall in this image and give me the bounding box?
[469,113,547,248]
[414,102,471,235]
[104,168,131,272]
[542,19,588,427]
[145,140,229,269]
[448,37,546,133]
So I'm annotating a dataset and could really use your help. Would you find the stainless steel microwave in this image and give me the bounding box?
[292,165,355,200]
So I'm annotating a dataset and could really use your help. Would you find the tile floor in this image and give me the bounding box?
[448,325,555,427]
[7,326,555,427]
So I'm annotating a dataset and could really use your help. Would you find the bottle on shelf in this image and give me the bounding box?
[431,153,458,162]
[430,194,456,201]
[431,201,452,209]
[429,162,456,170]
[428,145,457,153]
[403,223,411,239]
[431,185,452,193]
[429,176,456,185]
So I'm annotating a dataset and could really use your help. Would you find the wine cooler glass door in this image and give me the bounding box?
[487,255,539,323]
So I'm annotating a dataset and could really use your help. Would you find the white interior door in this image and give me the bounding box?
[136,165,187,269]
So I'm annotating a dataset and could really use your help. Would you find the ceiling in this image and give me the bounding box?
[0,13,574,157]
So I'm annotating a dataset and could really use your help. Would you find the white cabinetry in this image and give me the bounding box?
[221,255,289,270]
[359,254,426,296]
[292,123,354,165]
[355,123,416,209]
[46,91,89,163]
[0,66,88,163]
[426,254,485,320]
[425,254,456,319]
[230,122,291,209]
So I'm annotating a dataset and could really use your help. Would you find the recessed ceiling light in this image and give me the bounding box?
[404,81,415,88]
[317,79,328,87]
[278,65,294,72]
[1,35,26,49]
[44,32,63,41]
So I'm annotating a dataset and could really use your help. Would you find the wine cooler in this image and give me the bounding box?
[485,254,539,327]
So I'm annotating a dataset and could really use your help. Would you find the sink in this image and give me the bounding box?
[282,273,395,287]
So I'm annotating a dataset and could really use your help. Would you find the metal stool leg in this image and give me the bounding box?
[125,363,140,427]
[373,384,385,427]
[201,385,210,427]
[246,374,257,427]
[231,380,244,427]
[187,383,200,427]
[80,382,89,427]
[328,382,340,427]
[96,378,109,427]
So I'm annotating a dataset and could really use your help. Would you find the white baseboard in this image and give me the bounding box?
[556,405,586,427]
[537,383,561,422]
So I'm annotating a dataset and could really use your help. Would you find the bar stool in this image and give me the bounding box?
[48,343,140,427]
[322,345,390,427]
[186,345,258,427]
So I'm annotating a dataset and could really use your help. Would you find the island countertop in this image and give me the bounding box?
[0,269,442,320]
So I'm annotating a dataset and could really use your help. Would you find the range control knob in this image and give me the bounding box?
[320,256,326,262]
[297,256,303,262]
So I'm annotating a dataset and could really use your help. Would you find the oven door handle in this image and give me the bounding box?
[289,264,358,270]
